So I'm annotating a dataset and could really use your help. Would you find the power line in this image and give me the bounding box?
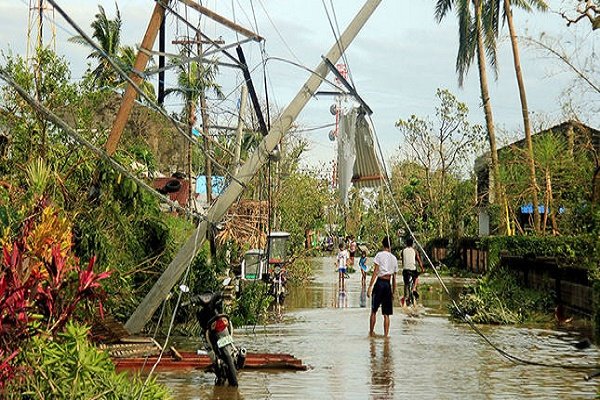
[366,113,600,372]
[46,0,246,189]
[256,0,303,65]
[0,69,202,219]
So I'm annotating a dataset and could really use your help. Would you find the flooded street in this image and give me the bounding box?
[158,257,600,399]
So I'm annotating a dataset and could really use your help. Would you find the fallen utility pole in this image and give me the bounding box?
[125,0,382,334]
[105,0,169,156]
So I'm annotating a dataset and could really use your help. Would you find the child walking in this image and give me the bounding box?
[335,242,349,292]
[359,249,368,286]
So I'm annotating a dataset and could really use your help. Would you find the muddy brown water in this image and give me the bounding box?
[158,257,600,399]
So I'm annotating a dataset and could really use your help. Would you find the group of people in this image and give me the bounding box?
[336,235,425,337]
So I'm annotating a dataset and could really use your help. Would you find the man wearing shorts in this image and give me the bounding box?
[401,237,424,306]
[367,236,398,337]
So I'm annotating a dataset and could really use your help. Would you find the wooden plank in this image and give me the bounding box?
[113,351,308,372]
[105,1,168,155]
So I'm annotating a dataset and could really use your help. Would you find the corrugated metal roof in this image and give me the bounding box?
[351,113,383,188]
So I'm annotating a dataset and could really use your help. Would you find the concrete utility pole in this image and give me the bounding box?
[197,35,214,205]
[233,84,248,175]
[125,0,382,334]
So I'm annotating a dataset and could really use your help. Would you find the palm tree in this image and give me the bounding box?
[496,0,548,233]
[435,0,511,234]
[69,4,156,101]
[117,45,156,102]
[69,4,122,86]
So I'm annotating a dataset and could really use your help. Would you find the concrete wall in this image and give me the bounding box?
[430,244,593,315]
[501,255,593,315]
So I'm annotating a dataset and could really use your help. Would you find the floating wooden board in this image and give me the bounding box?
[113,351,308,372]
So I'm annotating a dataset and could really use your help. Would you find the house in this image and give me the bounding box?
[152,176,191,209]
[475,120,600,235]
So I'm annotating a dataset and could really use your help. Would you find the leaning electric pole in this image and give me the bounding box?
[126,0,383,334]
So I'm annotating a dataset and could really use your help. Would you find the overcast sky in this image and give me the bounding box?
[1,0,597,172]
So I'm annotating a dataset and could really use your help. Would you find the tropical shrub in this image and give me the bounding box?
[450,267,553,324]
[6,322,171,400]
[0,200,111,392]
[230,282,271,327]
[480,235,598,271]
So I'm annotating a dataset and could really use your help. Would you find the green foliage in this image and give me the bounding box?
[275,170,330,253]
[479,235,598,271]
[230,283,271,327]
[24,158,53,198]
[499,127,596,235]
[8,322,170,400]
[0,48,79,166]
[450,268,553,324]
[391,89,484,241]
[286,258,313,283]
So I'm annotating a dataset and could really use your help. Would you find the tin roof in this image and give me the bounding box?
[351,113,383,188]
[152,177,191,207]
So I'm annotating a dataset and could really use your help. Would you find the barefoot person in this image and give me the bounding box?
[335,242,349,292]
[358,249,368,286]
[367,236,398,337]
[401,237,424,307]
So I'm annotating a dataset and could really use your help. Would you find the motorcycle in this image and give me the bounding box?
[266,264,286,305]
[195,291,246,386]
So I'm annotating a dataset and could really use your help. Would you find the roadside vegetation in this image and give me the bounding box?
[1,0,599,396]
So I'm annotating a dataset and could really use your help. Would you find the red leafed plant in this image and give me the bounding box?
[0,200,111,390]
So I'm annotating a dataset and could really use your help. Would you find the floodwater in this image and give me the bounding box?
[158,257,600,399]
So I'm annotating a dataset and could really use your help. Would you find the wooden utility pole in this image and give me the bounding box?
[105,1,168,156]
[177,0,263,42]
[233,84,248,175]
[125,0,382,334]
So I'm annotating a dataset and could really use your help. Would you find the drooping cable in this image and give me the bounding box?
[255,0,303,64]
[0,69,203,219]
[365,112,600,371]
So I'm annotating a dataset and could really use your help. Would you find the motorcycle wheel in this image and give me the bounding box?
[222,346,239,387]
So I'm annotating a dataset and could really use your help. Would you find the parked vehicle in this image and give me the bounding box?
[267,264,287,305]
[195,291,246,386]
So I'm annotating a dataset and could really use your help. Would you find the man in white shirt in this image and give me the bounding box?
[401,237,425,306]
[367,236,398,337]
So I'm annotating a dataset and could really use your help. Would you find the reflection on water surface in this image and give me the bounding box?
[158,257,600,399]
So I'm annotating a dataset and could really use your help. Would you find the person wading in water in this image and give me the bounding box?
[367,236,398,337]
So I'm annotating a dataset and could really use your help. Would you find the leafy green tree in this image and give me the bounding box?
[275,170,329,252]
[69,4,155,101]
[274,138,330,254]
[0,48,78,164]
[70,4,123,86]
[499,129,595,235]
[395,89,485,237]
[166,58,222,205]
